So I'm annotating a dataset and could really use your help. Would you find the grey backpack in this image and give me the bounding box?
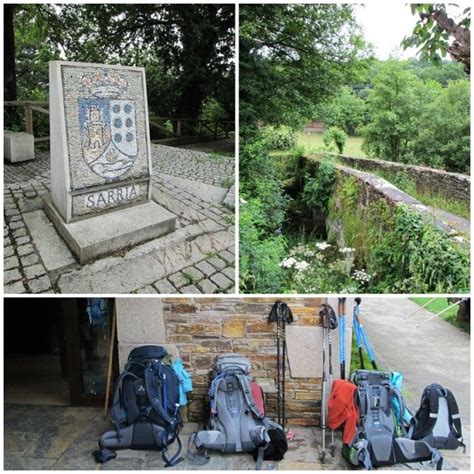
[345,370,443,470]
[189,354,283,469]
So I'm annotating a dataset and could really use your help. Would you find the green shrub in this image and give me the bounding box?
[200,97,228,122]
[323,126,347,154]
[260,125,297,150]
[328,174,470,293]
[302,159,336,212]
[380,206,470,293]
[239,197,288,292]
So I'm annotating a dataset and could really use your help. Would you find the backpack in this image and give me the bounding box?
[189,354,287,469]
[345,370,442,470]
[410,383,465,452]
[94,345,184,466]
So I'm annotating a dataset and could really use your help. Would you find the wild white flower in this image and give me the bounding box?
[315,242,331,251]
[453,236,464,243]
[339,247,355,254]
[304,250,315,257]
[341,286,358,293]
[294,260,310,272]
[292,244,306,254]
[353,269,372,283]
[280,257,297,268]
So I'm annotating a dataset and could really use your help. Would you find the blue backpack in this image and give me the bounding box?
[94,346,185,467]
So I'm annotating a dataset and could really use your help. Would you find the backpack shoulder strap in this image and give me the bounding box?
[411,386,438,439]
[390,385,407,434]
[209,372,226,416]
[144,365,183,466]
[144,365,176,428]
[445,389,465,452]
[110,370,138,428]
[235,372,264,420]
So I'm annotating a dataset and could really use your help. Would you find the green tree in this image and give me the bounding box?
[361,61,422,162]
[239,4,370,135]
[8,4,235,119]
[404,58,467,85]
[4,4,17,100]
[319,86,367,135]
[402,4,470,74]
[413,80,470,173]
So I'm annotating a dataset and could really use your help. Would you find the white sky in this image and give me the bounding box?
[353,2,468,60]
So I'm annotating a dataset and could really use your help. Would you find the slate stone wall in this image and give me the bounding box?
[162,297,325,427]
[307,156,469,237]
[326,153,470,205]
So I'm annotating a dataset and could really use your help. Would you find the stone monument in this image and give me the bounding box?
[44,61,176,263]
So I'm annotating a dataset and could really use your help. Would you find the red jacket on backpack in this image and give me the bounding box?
[328,379,359,444]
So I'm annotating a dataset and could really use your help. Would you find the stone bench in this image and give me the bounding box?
[4,131,34,163]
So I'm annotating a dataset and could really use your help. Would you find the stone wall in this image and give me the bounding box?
[162,297,326,427]
[307,156,469,237]
[115,296,357,427]
[321,153,470,205]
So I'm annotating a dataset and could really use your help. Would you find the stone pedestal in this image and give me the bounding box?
[4,131,34,162]
[46,61,176,262]
[43,195,175,264]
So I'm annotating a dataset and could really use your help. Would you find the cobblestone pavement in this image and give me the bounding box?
[4,404,468,470]
[152,144,234,188]
[4,146,235,294]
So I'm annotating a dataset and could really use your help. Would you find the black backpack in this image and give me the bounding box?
[94,345,183,466]
[410,383,465,452]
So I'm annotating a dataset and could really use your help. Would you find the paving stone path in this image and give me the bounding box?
[4,146,235,294]
[4,404,463,470]
[152,144,234,188]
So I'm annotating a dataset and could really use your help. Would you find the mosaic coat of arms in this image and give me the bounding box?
[79,71,138,179]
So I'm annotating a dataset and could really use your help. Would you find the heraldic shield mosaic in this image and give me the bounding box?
[61,64,150,191]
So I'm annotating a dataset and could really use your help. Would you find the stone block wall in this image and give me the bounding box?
[308,156,468,237]
[161,297,326,426]
[323,153,470,205]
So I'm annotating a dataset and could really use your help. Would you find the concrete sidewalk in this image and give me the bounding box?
[361,297,470,469]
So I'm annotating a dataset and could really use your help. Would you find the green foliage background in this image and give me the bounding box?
[7,4,235,120]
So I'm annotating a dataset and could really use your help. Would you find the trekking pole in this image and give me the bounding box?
[416,299,464,328]
[405,297,438,320]
[282,305,287,431]
[338,298,346,380]
[276,302,282,426]
[268,301,293,430]
[104,302,117,418]
[353,298,365,369]
[319,305,328,463]
[326,306,336,457]
[360,325,377,370]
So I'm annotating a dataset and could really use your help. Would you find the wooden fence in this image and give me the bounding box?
[4,101,235,144]
[4,100,50,143]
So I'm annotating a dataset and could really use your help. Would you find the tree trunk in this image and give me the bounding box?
[456,299,470,325]
[4,4,17,101]
[430,7,470,74]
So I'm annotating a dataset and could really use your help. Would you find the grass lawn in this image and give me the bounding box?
[350,332,377,374]
[410,297,469,333]
[297,131,366,157]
